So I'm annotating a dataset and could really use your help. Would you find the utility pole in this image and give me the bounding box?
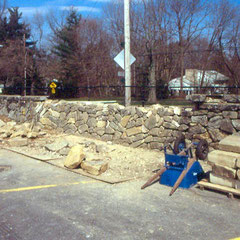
[124,0,131,106]
[23,33,27,96]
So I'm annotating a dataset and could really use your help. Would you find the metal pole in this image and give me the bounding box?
[124,0,131,106]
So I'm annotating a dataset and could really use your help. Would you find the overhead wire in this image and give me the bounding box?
[84,0,101,20]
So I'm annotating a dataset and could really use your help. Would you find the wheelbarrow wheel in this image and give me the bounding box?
[196,139,209,160]
[173,134,186,154]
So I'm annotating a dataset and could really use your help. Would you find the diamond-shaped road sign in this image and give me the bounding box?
[114,49,136,70]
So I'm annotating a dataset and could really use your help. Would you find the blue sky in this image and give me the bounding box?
[6,0,240,45]
[7,0,112,44]
[8,0,111,17]
[7,0,240,21]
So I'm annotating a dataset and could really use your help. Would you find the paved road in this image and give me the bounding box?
[0,149,240,240]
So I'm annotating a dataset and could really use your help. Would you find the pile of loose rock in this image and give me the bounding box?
[0,119,46,147]
[0,119,111,175]
[0,117,162,180]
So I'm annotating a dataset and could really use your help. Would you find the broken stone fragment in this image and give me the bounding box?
[96,144,110,153]
[11,130,26,138]
[32,125,41,132]
[237,170,240,181]
[45,139,69,152]
[27,132,38,139]
[81,160,108,176]
[59,147,69,156]
[64,145,85,169]
[7,137,29,147]
[0,119,5,128]
[2,132,12,138]
[6,121,17,128]
[84,141,97,152]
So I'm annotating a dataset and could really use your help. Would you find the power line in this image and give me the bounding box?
[84,0,100,20]
[137,47,240,57]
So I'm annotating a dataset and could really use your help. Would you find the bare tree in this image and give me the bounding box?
[168,0,209,95]
[32,11,44,49]
[215,1,240,86]
[0,0,7,19]
[104,0,174,103]
[131,0,171,103]
[196,0,236,89]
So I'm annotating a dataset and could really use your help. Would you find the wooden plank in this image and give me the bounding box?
[197,181,240,197]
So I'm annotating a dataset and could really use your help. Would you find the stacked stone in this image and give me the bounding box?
[208,135,240,189]
[186,94,240,148]
[1,95,240,152]
[0,96,46,123]
[37,101,184,150]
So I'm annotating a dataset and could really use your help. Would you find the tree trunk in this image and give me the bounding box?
[180,47,184,97]
[30,80,35,95]
[147,60,157,103]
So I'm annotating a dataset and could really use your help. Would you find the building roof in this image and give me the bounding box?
[168,70,229,90]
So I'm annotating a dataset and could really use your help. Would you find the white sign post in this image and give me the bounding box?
[114,50,136,70]
[114,49,136,106]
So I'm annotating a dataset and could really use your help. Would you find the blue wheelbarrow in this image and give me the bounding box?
[141,135,208,196]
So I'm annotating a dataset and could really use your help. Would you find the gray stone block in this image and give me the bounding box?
[210,173,235,188]
[219,135,240,153]
[212,164,236,179]
[208,150,238,168]
[220,119,234,134]
[237,170,240,181]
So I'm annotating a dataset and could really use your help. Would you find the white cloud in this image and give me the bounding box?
[60,6,101,13]
[19,7,50,16]
[86,0,111,2]
[19,4,101,18]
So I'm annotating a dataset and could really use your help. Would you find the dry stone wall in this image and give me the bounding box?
[1,95,240,151]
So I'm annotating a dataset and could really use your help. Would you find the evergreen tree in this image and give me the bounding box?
[0,7,35,95]
[52,9,82,97]
[0,7,30,42]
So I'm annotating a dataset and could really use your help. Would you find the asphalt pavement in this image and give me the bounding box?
[0,149,240,240]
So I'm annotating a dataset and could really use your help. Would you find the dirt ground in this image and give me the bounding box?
[0,115,210,183]
[2,129,164,183]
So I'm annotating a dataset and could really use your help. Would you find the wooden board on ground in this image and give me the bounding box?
[48,159,142,184]
[197,180,240,198]
[2,147,61,162]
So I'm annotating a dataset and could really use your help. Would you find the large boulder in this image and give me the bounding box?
[64,145,85,169]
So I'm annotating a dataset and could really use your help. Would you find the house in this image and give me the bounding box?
[168,69,229,95]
